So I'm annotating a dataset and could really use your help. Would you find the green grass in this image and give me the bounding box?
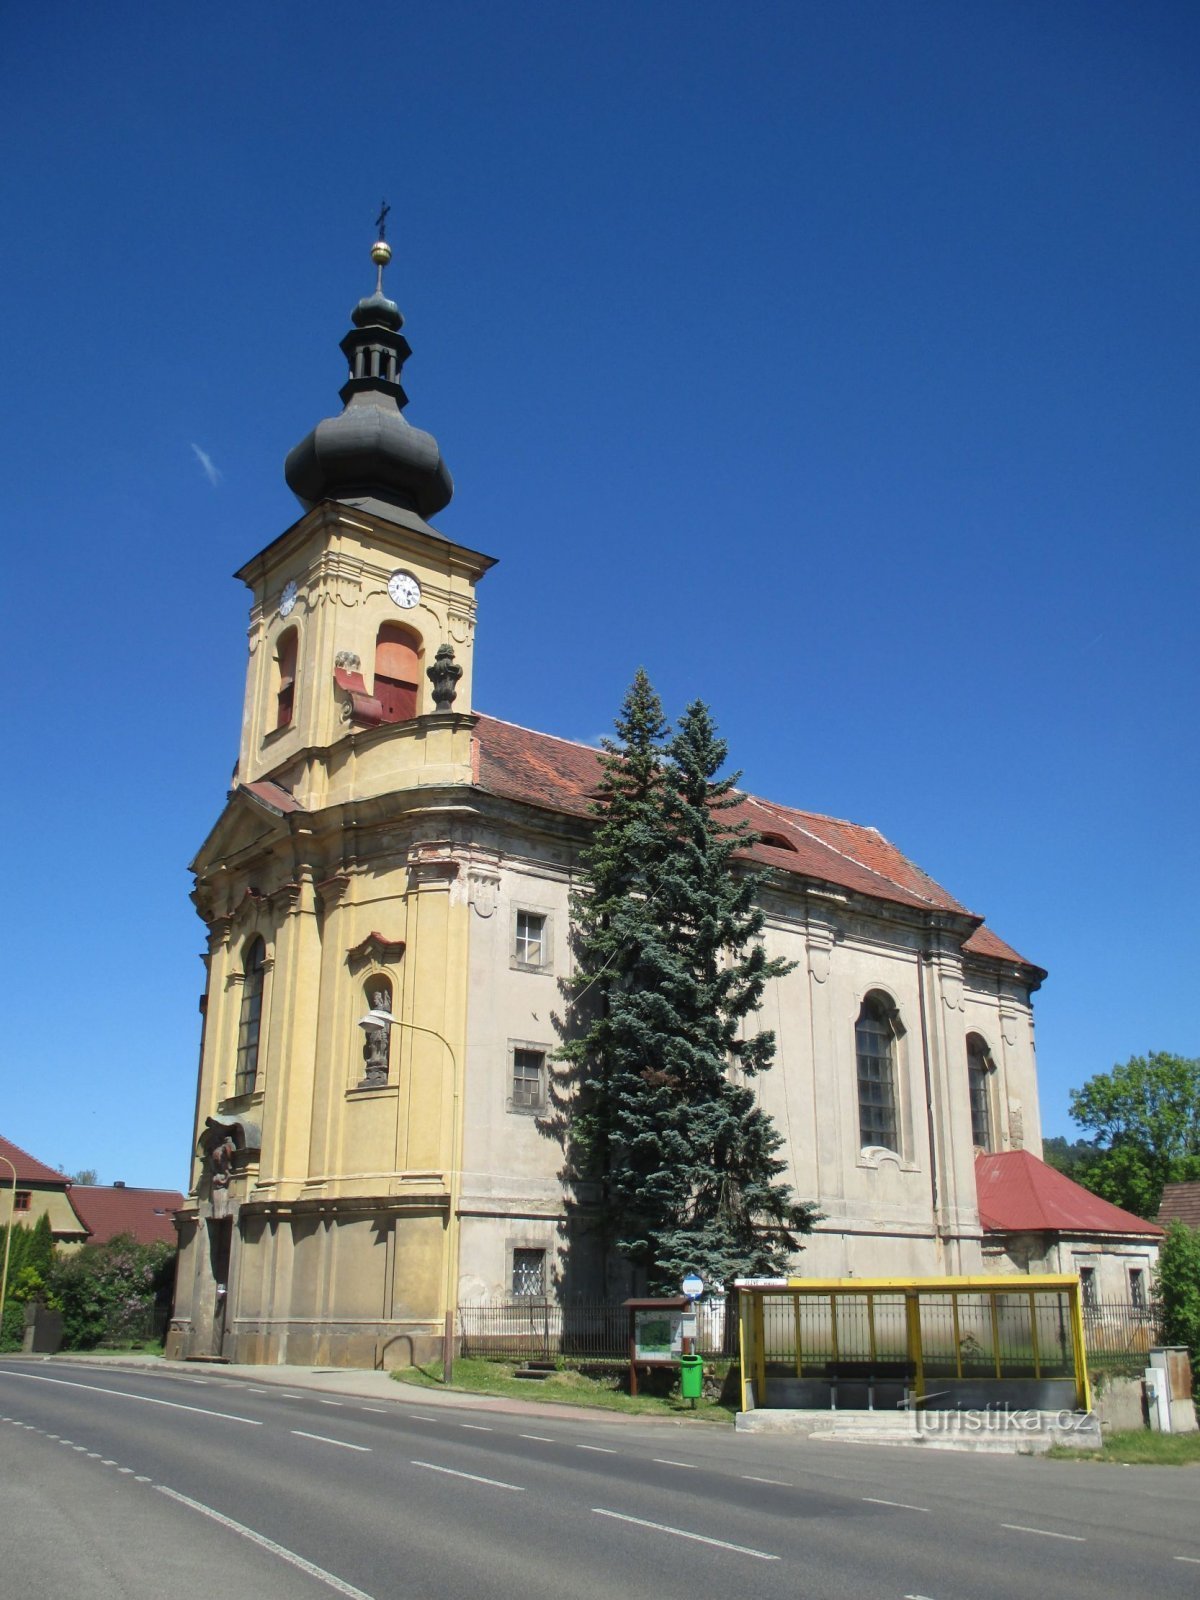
[1048,1427,1200,1465]
[390,1356,736,1421]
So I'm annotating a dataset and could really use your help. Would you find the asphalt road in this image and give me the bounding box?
[1,1359,1197,1600]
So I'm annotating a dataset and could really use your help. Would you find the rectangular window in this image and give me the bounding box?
[1129,1268,1146,1312]
[512,1248,546,1298]
[511,1048,546,1112]
[856,1024,897,1150]
[14,1191,31,1212]
[1079,1265,1098,1309]
[514,910,547,968]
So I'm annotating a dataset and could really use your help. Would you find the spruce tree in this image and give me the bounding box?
[565,679,815,1295]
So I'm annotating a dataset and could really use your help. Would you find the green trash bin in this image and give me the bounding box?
[679,1353,704,1400]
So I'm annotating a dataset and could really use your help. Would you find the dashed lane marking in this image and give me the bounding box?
[291,1430,371,1452]
[742,1475,791,1486]
[1175,1556,1200,1564]
[577,1444,616,1454]
[864,1497,930,1513]
[653,1459,697,1469]
[461,1424,492,1431]
[592,1508,779,1561]
[1001,1524,1085,1543]
[157,1485,378,1600]
[361,1407,389,1414]
[318,1400,344,1407]
[411,1460,525,1491]
[520,1434,554,1442]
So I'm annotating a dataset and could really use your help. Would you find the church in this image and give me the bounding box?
[168,231,1147,1369]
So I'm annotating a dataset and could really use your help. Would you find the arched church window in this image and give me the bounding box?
[235,938,265,1095]
[374,624,420,722]
[967,1033,996,1151]
[855,991,901,1152]
[275,628,298,729]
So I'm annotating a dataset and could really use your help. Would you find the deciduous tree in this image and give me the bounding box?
[1068,1052,1200,1218]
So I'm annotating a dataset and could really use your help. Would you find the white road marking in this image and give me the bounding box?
[461,1423,492,1431]
[361,1407,389,1414]
[593,1508,779,1561]
[247,1387,269,1393]
[653,1458,697,1469]
[4,1372,261,1426]
[118,1467,133,1474]
[291,1430,371,1452]
[280,1393,303,1399]
[1174,1556,1200,1564]
[410,1414,439,1422]
[135,1475,152,1482]
[411,1460,524,1491]
[318,1399,344,1407]
[742,1475,791,1486]
[578,1444,616,1453]
[520,1433,554,1442]
[157,1485,378,1599]
[864,1496,930,1513]
[1001,1524,1085,1542]
[904,1593,939,1598]
[101,1459,117,1466]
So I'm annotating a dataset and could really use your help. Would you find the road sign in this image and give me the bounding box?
[681,1272,704,1300]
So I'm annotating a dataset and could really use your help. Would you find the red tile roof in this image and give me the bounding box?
[67,1186,185,1248]
[975,1150,1163,1237]
[1158,1181,1200,1229]
[472,714,1037,969]
[0,1134,70,1187]
[242,779,301,814]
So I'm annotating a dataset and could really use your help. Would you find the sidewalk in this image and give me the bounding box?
[24,1351,698,1429]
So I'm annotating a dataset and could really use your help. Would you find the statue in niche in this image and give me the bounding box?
[360,989,393,1087]
[208,1134,236,1220]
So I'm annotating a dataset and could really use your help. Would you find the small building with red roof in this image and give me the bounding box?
[67,1184,185,1249]
[977,1149,1162,1307]
[0,1134,88,1245]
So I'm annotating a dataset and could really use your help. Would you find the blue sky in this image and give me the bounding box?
[2,2,1196,1188]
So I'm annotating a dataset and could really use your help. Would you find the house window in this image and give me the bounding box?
[1079,1265,1098,1309]
[966,1033,995,1152]
[510,1047,547,1113]
[514,910,547,968]
[275,627,298,729]
[374,624,420,722]
[234,937,265,1095]
[14,1191,31,1212]
[856,992,900,1151]
[512,1248,546,1298]
[1129,1268,1146,1312]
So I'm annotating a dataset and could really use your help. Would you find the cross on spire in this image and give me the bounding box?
[375,199,391,240]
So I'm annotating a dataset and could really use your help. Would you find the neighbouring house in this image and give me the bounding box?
[169,230,1055,1369]
[0,1135,88,1246]
[1157,1181,1200,1230]
[976,1148,1163,1312]
[67,1183,185,1249]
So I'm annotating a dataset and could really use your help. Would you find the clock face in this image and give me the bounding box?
[388,570,421,609]
[279,579,298,618]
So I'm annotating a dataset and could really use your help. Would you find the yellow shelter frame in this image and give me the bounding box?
[735,1274,1091,1414]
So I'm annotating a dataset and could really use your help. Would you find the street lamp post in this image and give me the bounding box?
[0,1155,18,1346]
[359,1008,462,1385]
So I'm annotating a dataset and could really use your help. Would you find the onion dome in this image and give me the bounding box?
[285,234,453,522]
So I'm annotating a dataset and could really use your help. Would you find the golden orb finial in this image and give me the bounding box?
[371,239,392,267]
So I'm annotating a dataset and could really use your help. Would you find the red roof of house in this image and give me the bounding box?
[67,1186,185,1247]
[975,1150,1163,1237]
[1158,1181,1200,1229]
[472,715,1036,970]
[0,1134,71,1187]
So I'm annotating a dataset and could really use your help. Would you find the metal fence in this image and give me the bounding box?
[1082,1301,1162,1373]
[458,1297,731,1363]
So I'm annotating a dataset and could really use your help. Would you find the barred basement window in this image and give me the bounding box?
[1129,1268,1146,1311]
[855,992,900,1152]
[1079,1266,1098,1309]
[512,1248,546,1297]
[235,937,265,1095]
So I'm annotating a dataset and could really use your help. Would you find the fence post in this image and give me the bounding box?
[444,1307,455,1386]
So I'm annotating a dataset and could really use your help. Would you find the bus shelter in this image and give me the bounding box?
[734,1275,1091,1415]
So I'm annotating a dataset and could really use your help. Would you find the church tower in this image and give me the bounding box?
[169,230,496,1367]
